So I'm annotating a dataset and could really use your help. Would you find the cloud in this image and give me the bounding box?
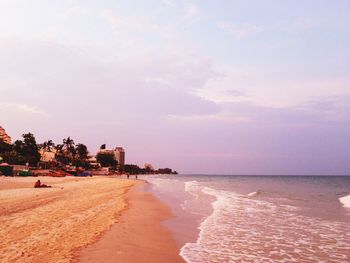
[162,0,175,7]
[1,39,349,174]
[301,96,350,122]
[217,21,263,40]
[0,38,223,158]
[100,9,121,29]
[100,9,161,33]
[0,103,47,116]
[183,3,201,24]
[217,16,318,40]
[287,16,317,33]
[144,77,170,85]
[0,38,219,119]
[165,98,350,174]
[195,62,350,109]
[65,6,90,17]
[167,113,250,123]
[0,1,348,174]
[224,89,247,97]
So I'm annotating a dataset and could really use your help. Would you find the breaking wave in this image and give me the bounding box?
[180,181,350,263]
[339,194,350,208]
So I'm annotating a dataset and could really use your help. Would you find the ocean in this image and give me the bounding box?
[141,174,350,263]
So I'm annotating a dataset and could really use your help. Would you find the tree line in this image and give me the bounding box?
[0,132,178,174]
[0,133,89,168]
[123,164,177,175]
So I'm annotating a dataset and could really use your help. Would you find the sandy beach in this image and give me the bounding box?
[75,183,185,263]
[0,176,183,263]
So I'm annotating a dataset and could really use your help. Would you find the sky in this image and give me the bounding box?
[0,0,350,175]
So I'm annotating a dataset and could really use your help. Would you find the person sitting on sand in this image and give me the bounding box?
[34,180,51,188]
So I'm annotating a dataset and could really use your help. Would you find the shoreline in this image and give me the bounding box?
[75,180,185,263]
[0,176,185,263]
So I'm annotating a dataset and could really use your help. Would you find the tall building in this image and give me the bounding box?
[0,126,11,144]
[98,146,125,171]
[114,147,125,171]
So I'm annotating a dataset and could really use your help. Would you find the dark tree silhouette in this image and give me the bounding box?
[42,140,55,152]
[75,143,88,160]
[96,152,117,168]
[7,133,41,166]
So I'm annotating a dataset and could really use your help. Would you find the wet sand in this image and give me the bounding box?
[75,183,185,263]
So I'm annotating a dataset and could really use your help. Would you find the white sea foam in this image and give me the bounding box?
[246,190,260,197]
[184,181,201,198]
[180,181,350,263]
[339,194,350,208]
[182,181,215,218]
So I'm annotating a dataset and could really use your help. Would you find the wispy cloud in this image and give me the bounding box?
[167,113,250,123]
[182,3,201,24]
[162,0,175,7]
[0,39,218,118]
[287,16,317,33]
[217,16,318,40]
[0,103,48,116]
[144,77,170,86]
[217,21,263,40]
[65,6,90,17]
[100,8,160,33]
[100,9,121,29]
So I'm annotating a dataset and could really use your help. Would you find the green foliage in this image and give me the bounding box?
[0,140,12,153]
[73,143,90,169]
[96,152,117,168]
[0,140,13,164]
[54,138,90,168]
[124,164,143,174]
[123,164,178,175]
[4,133,41,166]
[62,137,76,157]
[0,165,13,176]
[75,143,88,160]
[73,159,91,169]
[157,168,173,174]
[42,140,55,152]
[55,137,75,165]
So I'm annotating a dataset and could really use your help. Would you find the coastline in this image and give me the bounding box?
[75,180,185,263]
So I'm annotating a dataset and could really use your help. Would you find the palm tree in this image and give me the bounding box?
[75,143,88,160]
[55,144,63,152]
[43,140,55,152]
[55,143,66,165]
[54,137,75,165]
[62,137,75,157]
[74,143,90,169]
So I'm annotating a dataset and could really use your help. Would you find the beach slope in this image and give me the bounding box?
[75,183,185,263]
[0,176,134,263]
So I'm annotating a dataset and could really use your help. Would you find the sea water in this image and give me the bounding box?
[142,175,350,263]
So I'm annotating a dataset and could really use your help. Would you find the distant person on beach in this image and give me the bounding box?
[135,175,138,180]
[127,174,130,179]
[34,180,51,188]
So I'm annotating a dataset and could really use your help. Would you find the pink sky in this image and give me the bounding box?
[1,1,350,174]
